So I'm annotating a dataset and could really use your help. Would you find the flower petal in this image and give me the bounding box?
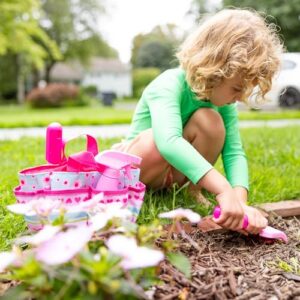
[15,225,61,246]
[159,208,201,223]
[106,235,137,257]
[68,193,104,213]
[33,198,62,216]
[7,202,34,215]
[36,225,93,265]
[0,252,17,272]
[106,205,132,220]
[121,247,164,270]
[89,213,109,232]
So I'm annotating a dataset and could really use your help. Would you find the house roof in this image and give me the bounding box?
[50,58,131,81]
[88,58,131,73]
[50,62,82,81]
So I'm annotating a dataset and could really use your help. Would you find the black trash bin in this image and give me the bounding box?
[101,92,116,106]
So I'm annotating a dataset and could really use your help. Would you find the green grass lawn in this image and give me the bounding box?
[0,104,299,128]
[0,126,299,251]
[239,110,300,120]
[0,104,133,128]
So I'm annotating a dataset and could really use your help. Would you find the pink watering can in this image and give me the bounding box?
[213,206,288,243]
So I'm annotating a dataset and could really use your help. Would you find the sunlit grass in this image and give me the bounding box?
[0,104,299,128]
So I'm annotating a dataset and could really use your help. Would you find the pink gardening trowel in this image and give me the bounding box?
[213,206,288,243]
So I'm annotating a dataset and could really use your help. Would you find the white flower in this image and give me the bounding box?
[7,202,35,215]
[88,213,109,232]
[15,225,61,246]
[105,204,132,219]
[121,247,164,270]
[106,235,137,257]
[159,208,201,223]
[35,225,93,265]
[7,198,62,217]
[106,235,164,270]
[67,193,104,213]
[0,251,18,273]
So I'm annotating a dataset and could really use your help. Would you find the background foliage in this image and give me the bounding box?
[192,0,300,52]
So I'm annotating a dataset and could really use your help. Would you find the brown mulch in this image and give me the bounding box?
[154,214,300,300]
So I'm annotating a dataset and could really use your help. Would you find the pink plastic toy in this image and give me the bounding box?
[46,122,64,164]
[213,206,288,243]
[95,150,142,191]
[14,123,146,230]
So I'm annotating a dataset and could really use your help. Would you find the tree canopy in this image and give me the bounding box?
[191,0,300,52]
[0,0,60,69]
[131,24,183,71]
[223,0,300,51]
[40,0,117,81]
[0,0,118,100]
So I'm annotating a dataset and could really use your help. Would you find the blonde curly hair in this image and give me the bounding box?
[176,8,284,103]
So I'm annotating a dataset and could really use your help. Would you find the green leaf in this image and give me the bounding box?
[167,252,191,279]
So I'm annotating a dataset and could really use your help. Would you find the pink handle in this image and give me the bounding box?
[213,206,249,229]
[46,122,99,165]
[61,134,98,161]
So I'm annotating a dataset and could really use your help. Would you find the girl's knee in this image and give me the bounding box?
[188,108,225,141]
[128,129,164,162]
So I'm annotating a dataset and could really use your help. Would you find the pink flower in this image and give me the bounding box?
[159,208,201,223]
[74,181,80,188]
[106,235,164,270]
[43,177,50,183]
[35,225,93,265]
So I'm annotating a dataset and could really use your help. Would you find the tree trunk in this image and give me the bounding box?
[16,54,25,104]
[31,68,40,88]
[45,61,55,83]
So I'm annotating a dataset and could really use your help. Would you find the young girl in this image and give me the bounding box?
[114,9,283,234]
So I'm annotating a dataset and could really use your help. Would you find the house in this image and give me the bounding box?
[50,58,132,98]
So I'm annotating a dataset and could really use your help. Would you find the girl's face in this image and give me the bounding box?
[209,75,246,107]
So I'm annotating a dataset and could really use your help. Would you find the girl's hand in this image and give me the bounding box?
[241,204,268,234]
[213,188,245,231]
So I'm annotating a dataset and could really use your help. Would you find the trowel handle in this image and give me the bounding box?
[213,206,249,229]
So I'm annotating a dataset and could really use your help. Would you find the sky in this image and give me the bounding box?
[98,0,195,63]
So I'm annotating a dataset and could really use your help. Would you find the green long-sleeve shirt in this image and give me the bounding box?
[126,68,249,190]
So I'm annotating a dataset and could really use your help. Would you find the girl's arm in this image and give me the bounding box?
[233,186,248,204]
[198,168,245,230]
[218,104,249,190]
[233,186,268,234]
[218,105,267,233]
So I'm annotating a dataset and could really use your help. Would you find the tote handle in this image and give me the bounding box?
[46,123,99,164]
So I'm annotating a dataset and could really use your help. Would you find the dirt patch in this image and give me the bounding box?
[155,215,300,300]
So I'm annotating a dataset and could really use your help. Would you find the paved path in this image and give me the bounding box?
[0,119,299,140]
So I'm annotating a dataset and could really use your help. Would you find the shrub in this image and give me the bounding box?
[81,85,98,97]
[132,68,161,99]
[26,83,88,108]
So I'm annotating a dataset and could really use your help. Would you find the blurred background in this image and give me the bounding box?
[1,0,300,114]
